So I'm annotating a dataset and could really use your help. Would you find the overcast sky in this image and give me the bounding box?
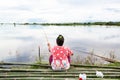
[0,0,120,23]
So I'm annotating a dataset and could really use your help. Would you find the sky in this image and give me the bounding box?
[0,0,120,23]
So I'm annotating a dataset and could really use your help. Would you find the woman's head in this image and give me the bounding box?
[56,35,64,46]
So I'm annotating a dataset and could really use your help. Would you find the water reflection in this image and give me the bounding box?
[0,25,120,63]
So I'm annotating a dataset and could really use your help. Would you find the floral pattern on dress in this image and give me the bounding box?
[50,46,73,70]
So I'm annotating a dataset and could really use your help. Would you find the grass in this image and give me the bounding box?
[30,60,42,69]
[105,62,120,67]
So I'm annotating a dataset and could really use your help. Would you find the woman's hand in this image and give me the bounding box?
[47,43,50,47]
[47,42,51,52]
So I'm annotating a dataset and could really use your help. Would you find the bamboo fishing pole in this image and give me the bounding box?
[42,28,51,52]
[43,29,49,43]
[78,50,120,63]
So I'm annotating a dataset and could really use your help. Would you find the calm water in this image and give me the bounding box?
[0,25,120,63]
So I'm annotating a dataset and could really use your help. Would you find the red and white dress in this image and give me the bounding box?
[50,46,73,70]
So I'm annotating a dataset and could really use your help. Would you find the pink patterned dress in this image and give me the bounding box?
[50,46,73,70]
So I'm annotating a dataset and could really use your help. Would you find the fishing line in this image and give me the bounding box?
[40,26,49,44]
[41,27,50,52]
[42,29,49,43]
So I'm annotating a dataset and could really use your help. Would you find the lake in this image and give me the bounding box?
[0,24,120,63]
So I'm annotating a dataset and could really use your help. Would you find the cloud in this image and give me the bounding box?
[1,36,34,41]
[28,18,46,22]
[10,5,31,11]
[0,0,120,22]
[106,8,120,13]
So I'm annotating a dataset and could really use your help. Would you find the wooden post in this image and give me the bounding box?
[38,46,41,63]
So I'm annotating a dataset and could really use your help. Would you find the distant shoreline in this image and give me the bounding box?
[1,21,120,26]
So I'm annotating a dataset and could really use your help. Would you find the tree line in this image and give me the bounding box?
[1,21,120,26]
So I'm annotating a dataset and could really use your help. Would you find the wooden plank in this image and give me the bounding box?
[0,69,119,73]
[0,62,119,80]
[71,64,120,69]
[0,62,120,69]
[1,71,120,75]
[0,74,119,78]
[0,77,120,80]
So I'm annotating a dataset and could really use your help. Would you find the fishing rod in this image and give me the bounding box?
[75,49,120,63]
[41,27,51,52]
[43,29,49,43]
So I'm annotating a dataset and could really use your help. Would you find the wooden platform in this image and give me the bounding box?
[0,62,120,80]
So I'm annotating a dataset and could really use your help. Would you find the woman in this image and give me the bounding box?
[47,35,73,70]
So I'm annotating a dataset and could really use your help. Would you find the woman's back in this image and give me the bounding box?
[51,46,71,70]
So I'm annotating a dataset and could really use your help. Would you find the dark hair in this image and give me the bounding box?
[56,35,64,46]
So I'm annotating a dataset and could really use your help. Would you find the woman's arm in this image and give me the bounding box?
[47,42,51,52]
